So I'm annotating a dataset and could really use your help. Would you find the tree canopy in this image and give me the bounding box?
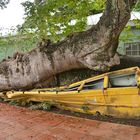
[21,0,105,41]
[1,0,140,42]
[135,0,140,11]
[0,0,9,9]
[18,0,139,42]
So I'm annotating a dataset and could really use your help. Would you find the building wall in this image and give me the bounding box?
[0,37,37,60]
[118,27,140,56]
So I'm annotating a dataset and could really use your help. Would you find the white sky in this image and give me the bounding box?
[0,0,33,35]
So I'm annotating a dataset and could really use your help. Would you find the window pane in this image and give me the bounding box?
[133,44,138,51]
[82,79,104,90]
[126,45,131,51]
[139,45,140,50]
[126,47,131,51]
[126,51,131,55]
[65,85,80,91]
[125,42,140,56]
[126,48,130,52]
[132,51,138,55]
[109,73,136,87]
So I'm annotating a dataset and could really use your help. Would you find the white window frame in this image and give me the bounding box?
[125,42,140,57]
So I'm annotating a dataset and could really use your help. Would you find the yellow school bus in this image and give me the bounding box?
[4,66,140,118]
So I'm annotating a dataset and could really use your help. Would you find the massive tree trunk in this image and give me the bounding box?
[0,0,137,91]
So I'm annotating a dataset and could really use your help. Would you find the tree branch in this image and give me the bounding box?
[0,0,138,91]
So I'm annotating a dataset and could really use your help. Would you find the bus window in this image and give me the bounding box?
[109,73,136,87]
[82,79,104,90]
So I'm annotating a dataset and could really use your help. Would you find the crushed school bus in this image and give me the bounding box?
[2,66,140,118]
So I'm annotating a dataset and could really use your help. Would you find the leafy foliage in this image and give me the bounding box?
[21,0,140,42]
[29,102,53,111]
[134,0,140,11]
[0,0,10,9]
[118,0,140,42]
[21,0,105,41]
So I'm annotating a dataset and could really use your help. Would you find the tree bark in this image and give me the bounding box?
[0,0,138,91]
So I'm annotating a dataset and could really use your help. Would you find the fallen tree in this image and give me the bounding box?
[0,0,138,91]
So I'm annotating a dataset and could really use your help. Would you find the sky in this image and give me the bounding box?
[0,0,33,35]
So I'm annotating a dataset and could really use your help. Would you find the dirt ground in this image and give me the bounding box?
[51,108,140,127]
[5,100,140,127]
[0,102,140,140]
